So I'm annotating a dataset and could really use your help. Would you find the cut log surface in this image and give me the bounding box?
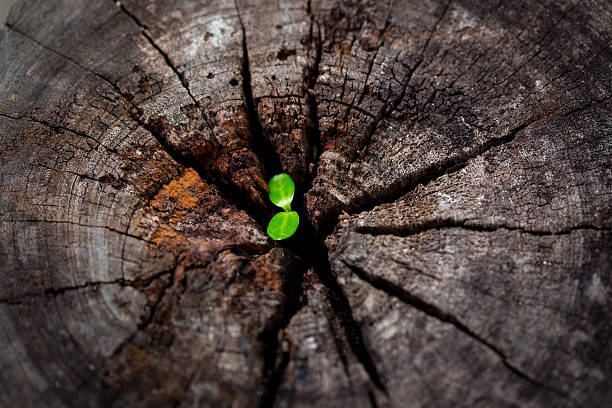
[0,0,610,407]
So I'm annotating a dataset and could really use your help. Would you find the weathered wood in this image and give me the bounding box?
[0,0,610,407]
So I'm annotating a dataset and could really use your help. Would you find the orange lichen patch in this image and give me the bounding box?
[150,168,204,211]
[146,169,217,252]
[150,224,189,251]
[141,167,269,260]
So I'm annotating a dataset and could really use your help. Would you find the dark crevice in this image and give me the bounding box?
[257,262,305,408]
[368,390,379,408]
[342,115,542,226]
[312,241,387,394]
[305,3,323,175]
[258,331,293,408]
[133,266,176,332]
[323,294,355,386]
[280,221,387,395]
[355,219,612,238]
[257,177,388,404]
[342,260,583,407]
[6,23,122,94]
[229,3,331,405]
[233,0,282,179]
[112,3,270,227]
[283,173,390,401]
[114,3,206,119]
[0,269,173,305]
[269,1,388,396]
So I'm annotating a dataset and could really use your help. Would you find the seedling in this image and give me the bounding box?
[267,173,299,240]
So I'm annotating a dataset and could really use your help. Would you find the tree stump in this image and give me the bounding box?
[1,0,610,406]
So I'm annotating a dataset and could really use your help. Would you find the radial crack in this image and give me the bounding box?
[5,23,122,93]
[114,2,205,115]
[233,0,282,178]
[350,114,543,218]
[0,269,173,305]
[1,112,117,154]
[257,262,306,408]
[305,0,323,175]
[342,260,584,407]
[355,219,611,238]
[311,248,388,393]
[341,87,605,222]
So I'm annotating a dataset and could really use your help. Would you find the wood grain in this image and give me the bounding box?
[1,0,610,406]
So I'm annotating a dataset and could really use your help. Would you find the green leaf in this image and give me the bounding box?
[267,211,299,240]
[268,173,294,212]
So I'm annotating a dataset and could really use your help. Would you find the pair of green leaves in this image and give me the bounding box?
[267,173,299,240]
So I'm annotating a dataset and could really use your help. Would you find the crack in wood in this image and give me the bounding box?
[355,219,612,238]
[0,112,118,154]
[114,1,206,121]
[336,92,610,227]
[345,113,545,223]
[0,269,173,305]
[341,260,585,408]
[2,219,153,244]
[5,22,123,94]
[233,0,282,179]
[305,0,323,175]
[2,1,609,406]
[315,255,388,395]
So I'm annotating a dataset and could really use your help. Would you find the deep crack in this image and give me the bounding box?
[115,2,202,113]
[355,219,611,238]
[305,0,323,174]
[0,268,172,306]
[256,258,305,408]
[346,114,543,223]
[234,0,282,178]
[342,260,583,407]
[315,251,388,394]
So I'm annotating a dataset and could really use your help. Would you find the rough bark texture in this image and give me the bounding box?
[0,0,610,407]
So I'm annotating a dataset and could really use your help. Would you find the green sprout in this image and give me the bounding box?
[267,173,299,240]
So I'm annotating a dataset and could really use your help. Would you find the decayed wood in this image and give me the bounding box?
[0,0,610,407]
